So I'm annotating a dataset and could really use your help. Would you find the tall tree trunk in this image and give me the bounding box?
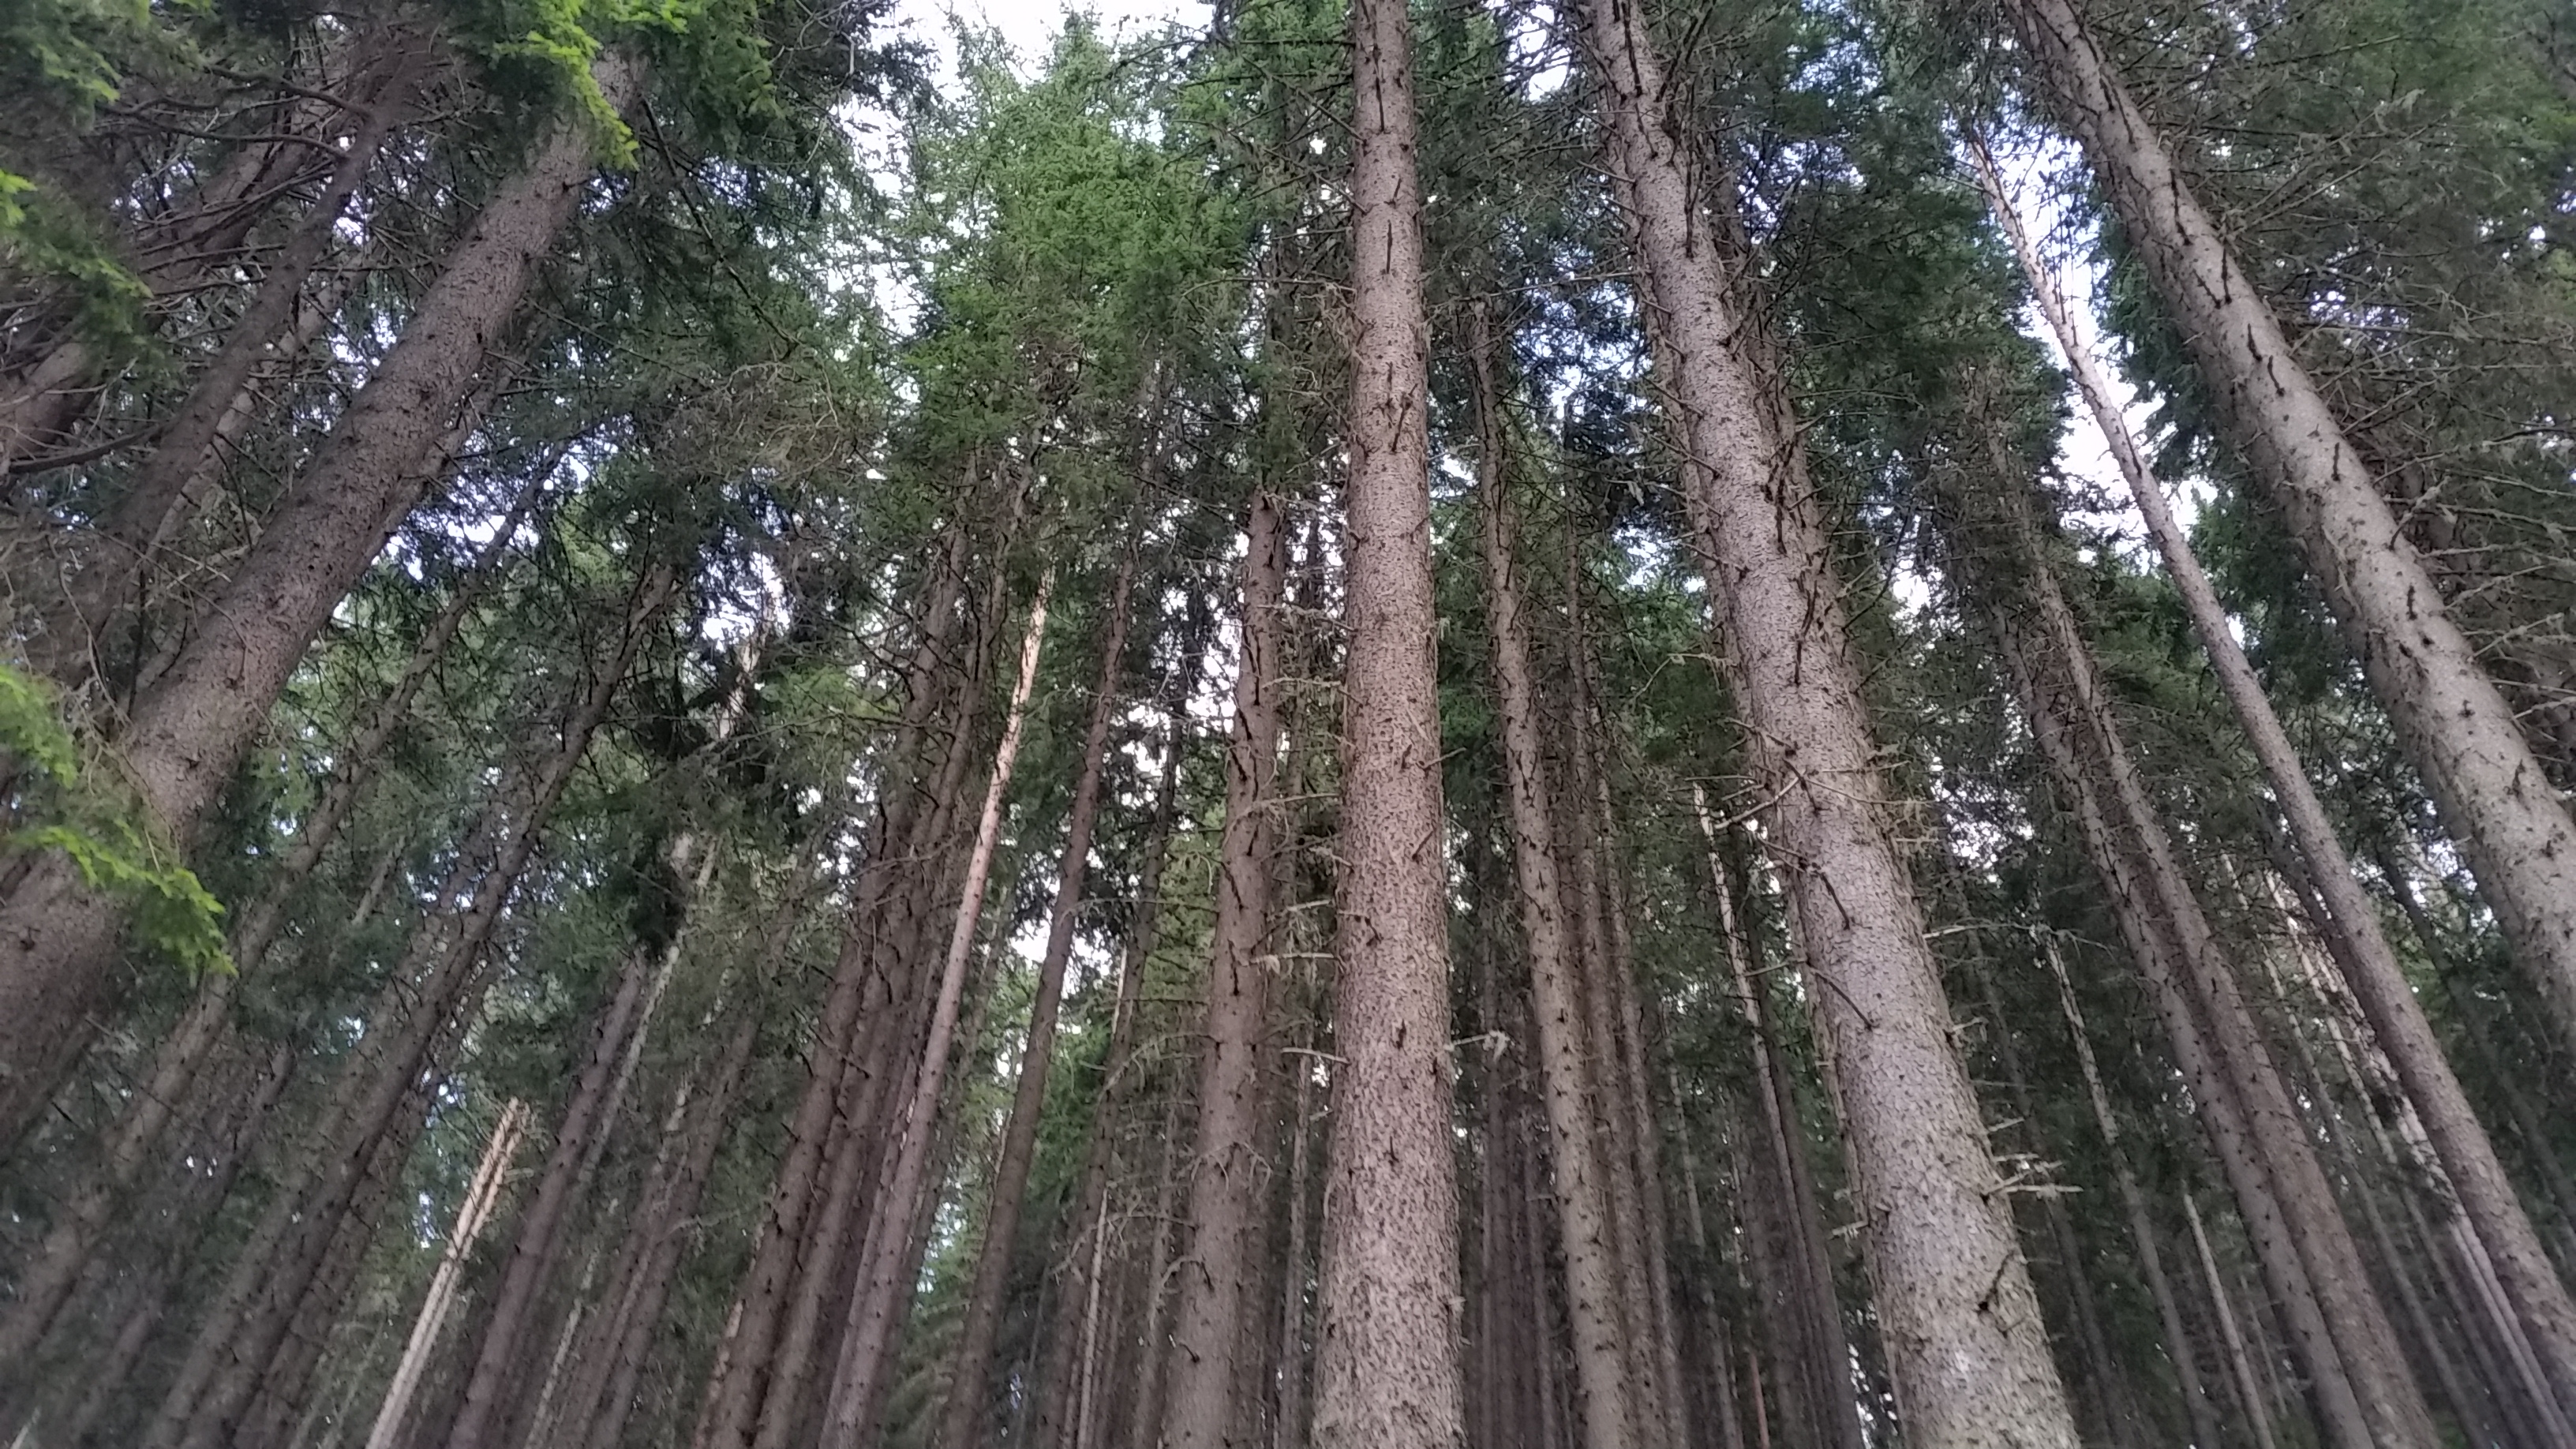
[1469,312,1640,1449]
[439,831,722,1449]
[1032,684,1190,1449]
[141,557,675,1449]
[0,467,542,1356]
[2040,936,2230,1449]
[1309,0,1464,1442]
[818,575,1052,1448]
[1942,384,2436,1446]
[1970,133,2576,1428]
[694,542,969,1449]
[25,36,432,687]
[365,1102,534,1449]
[1158,492,1288,1449]
[1996,0,2576,1059]
[945,549,1137,1449]
[1985,555,2379,1449]
[1571,0,2076,1435]
[2181,1191,2284,1449]
[1690,788,1867,1449]
[0,54,646,1139]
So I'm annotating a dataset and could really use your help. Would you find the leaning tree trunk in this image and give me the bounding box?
[1970,492,2408,1449]
[1970,134,2576,1428]
[1468,309,1641,1449]
[943,549,1137,1449]
[0,53,645,1140]
[2040,935,2231,1449]
[1157,496,1288,1449]
[0,465,545,1361]
[364,1101,534,1449]
[1307,0,1466,1442]
[438,829,722,1449]
[1996,0,2576,1060]
[817,575,1052,1449]
[24,34,434,687]
[1572,0,2077,1435]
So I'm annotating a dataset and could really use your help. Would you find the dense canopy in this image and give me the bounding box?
[2,0,2574,1444]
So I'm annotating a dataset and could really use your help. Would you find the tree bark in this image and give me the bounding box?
[1309,0,1464,1442]
[0,53,645,1140]
[1572,0,2076,1435]
[1971,133,2576,1429]
[818,575,1053,1448]
[1469,313,1640,1449]
[945,549,1137,1449]
[1158,492,1288,1449]
[1998,0,2576,1059]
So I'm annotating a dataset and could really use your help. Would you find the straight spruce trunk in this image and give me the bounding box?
[1159,496,1286,1449]
[818,576,1053,1448]
[1308,0,1466,1440]
[0,54,646,1140]
[946,548,1137,1448]
[1469,312,1641,1449]
[1572,0,2077,1434]
[1996,0,2576,1063]
[1970,135,2576,1428]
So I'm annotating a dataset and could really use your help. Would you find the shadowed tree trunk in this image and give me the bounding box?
[945,547,1136,1448]
[1468,306,1639,1449]
[818,574,1052,1448]
[1970,133,2576,1429]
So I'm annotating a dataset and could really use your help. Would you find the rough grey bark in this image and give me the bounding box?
[1159,496,1286,1449]
[1971,135,2576,1429]
[1997,0,2576,1060]
[1572,0,2076,1436]
[1308,0,1466,1441]
[1470,315,1639,1449]
[945,549,1136,1449]
[818,575,1052,1448]
[0,54,644,1140]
